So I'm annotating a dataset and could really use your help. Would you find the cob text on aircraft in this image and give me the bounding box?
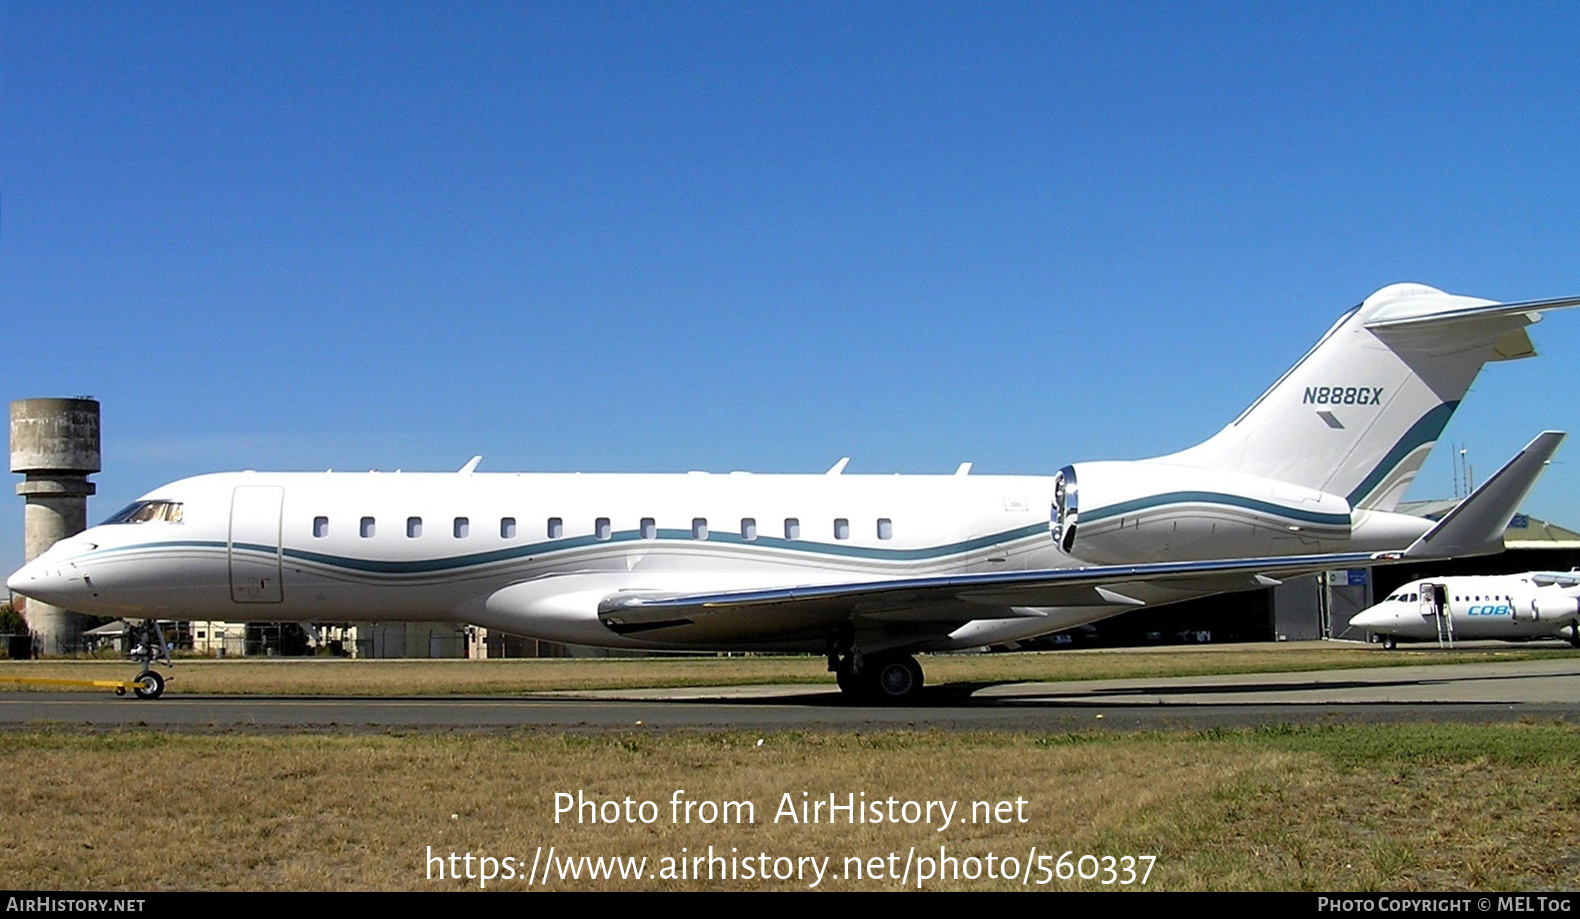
[8,284,1578,701]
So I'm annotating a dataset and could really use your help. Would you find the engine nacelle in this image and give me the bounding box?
[1050,460,1354,565]
[1512,588,1580,623]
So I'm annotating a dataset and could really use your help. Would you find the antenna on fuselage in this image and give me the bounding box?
[459,456,482,474]
[825,457,850,475]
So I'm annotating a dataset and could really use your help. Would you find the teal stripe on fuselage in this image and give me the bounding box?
[1345,401,1459,507]
[282,523,1049,573]
[93,522,1051,579]
[1079,492,1351,528]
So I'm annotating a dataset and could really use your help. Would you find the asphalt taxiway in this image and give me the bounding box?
[1,656,1575,732]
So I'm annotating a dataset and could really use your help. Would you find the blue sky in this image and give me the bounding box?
[5,2,1580,569]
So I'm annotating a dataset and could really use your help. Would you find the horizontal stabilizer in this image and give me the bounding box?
[1363,293,1580,331]
[1403,431,1566,559]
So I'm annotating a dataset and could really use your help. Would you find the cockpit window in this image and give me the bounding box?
[102,500,184,525]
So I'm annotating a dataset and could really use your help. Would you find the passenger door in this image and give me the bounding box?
[229,485,284,603]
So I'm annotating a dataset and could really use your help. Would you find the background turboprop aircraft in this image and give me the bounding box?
[1352,571,1580,648]
[8,283,1578,701]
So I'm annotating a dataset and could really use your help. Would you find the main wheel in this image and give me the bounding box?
[868,656,924,703]
[133,670,165,700]
[1380,635,1397,650]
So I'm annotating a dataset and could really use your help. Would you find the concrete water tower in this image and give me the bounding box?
[10,398,100,654]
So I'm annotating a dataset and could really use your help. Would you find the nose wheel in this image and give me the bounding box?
[124,619,173,700]
[133,670,166,699]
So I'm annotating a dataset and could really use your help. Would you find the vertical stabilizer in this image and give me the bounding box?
[1161,284,1580,511]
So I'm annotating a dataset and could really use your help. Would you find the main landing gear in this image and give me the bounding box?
[829,651,925,704]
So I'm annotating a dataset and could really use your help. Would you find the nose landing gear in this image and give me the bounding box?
[124,619,173,700]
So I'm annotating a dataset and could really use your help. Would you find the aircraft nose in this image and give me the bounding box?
[6,555,88,607]
[4,563,27,595]
[1349,606,1387,629]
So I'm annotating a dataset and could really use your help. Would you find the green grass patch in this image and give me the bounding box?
[1202,722,1580,768]
[2,724,1576,891]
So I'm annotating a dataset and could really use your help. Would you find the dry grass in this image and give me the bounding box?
[0,643,1574,696]
[2,725,1576,891]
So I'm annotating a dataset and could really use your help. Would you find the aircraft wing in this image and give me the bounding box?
[1402,431,1565,558]
[596,550,1381,642]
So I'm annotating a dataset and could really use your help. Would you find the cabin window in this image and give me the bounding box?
[640,518,656,540]
[313,516,328,538]
[454,517,470,538]
[407,517,423,538]
[360,516,375,538]
[548,517,563,539]
[785,518,800,539]
[877,518,893,540]
[834,518,850,540]
[741,518,757,540]
[692,518,708,540]
[500,517,516,539]
[595,517,611,540]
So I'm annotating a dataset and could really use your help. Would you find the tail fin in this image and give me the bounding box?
[1162,284,1580,511]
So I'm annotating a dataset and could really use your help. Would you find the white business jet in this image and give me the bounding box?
[1351,571,1580,648]
[8,284,1578,701]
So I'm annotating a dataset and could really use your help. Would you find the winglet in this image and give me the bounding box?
[1403,431,1566,559]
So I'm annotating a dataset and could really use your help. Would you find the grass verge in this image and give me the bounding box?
[1,723,1575,891]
